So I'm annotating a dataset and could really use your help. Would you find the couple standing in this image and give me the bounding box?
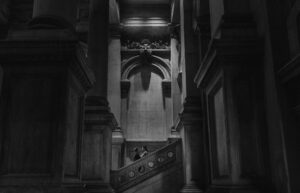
[133,146,148,161]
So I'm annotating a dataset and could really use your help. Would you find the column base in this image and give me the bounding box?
[85,183,115,193]
[180,183,203,193]
[206,185,260,193]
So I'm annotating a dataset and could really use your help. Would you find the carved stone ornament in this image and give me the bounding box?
[122,38,170,50]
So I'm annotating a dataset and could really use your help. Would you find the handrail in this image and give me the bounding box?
[110,139,182,192]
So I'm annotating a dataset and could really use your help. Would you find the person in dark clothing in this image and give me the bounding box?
[140,145,148,158]
[133,147,141,161]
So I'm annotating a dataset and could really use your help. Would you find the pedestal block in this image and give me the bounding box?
[0,40,94,192]
[178,97,205,193]
[81,96,116,193]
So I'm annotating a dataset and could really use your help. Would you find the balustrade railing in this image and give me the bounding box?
[110,139,182,192]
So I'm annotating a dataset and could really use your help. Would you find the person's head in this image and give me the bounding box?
[142,145,148,151]
[134,147,138,152]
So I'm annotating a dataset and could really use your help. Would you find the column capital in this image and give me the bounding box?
[85,96,118,129]
[28,15,75,33]
[178,97,202,127]
[180,183,203,193]
[112,127,124,143]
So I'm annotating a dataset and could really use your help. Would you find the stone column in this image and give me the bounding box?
[179,0,203,192]
[82,97,116,193]
[32,0,79,27]
[0,40,95,193]
[194,6,264,191]
[80,0,115,192]
[179,98,204,193]
[88,0,109,98]
[170,33,181,139]
[193,0,211,63]
[209,0,251,38]
[108,25,124,170]
[180,0,200,102]
[108,25,121,127]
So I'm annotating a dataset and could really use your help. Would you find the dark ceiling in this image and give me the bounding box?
[119,0,171,21]
[119,0,172,41]
[120,0,170,5]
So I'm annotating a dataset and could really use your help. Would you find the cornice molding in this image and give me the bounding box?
[84,96,118,129]
[0,39,95,90]
[178,97,202,127]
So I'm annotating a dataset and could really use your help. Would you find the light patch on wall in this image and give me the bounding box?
[122,17,169,27]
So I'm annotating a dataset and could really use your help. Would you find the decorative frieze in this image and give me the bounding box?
[122,38,170,50]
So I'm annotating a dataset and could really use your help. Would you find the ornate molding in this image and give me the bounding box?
[0,40,95,90]
[84,96,118,129]
[121,53,171,81]
[178,97,202,127]
[121,38,170,50]
[28,15,75,32]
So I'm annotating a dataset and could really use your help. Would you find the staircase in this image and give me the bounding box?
[110,140,183,193]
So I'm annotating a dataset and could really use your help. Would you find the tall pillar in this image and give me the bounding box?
[32,0,79,27]
[170,33,181,138]
[194,5,264,192]
[179,0,203,192]
[108,25,124,170]
[87,0,109,98]
[80,0,115,192]
[0,39,95,193]
[108,25,121,127]
[82,97,116,193]
[209,0,251,38]
[178,98,204,193]
[180,0,200,102]
[193,0,211,63]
